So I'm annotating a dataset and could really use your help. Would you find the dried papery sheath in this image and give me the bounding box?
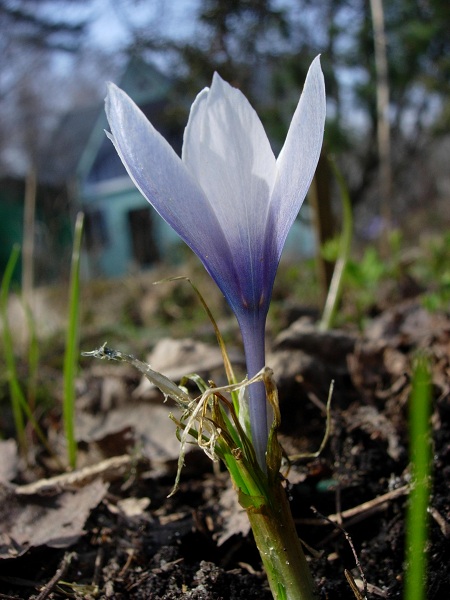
[83,343,280,496]
[166,369,276,496]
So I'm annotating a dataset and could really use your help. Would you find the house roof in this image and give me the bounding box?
[40,57,176,186]
[40,105,100,185]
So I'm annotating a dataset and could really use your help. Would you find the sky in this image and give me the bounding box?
[86,0,201,52]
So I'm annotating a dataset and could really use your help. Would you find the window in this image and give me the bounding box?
[84,209,109,251]
[127,207,160,266]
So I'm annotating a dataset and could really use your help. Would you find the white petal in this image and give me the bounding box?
[105,83,235,278]
[182,73,277,297]
[270,56,326,257]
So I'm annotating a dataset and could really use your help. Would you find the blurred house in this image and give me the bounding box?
[17,56,317,284]
[43,57,184,279]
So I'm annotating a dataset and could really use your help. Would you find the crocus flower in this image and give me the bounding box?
[105,57,326,468]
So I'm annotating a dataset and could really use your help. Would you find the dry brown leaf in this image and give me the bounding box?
[0,479,108,559]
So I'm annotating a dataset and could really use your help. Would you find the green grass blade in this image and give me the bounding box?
[0,245,27,452]
[1,247,63,465]
[23,300,39,410]
[320,158,353,331]
[63,212,84,469]
[404,357,432,600]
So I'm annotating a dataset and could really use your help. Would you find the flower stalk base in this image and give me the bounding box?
[245,477,318,600]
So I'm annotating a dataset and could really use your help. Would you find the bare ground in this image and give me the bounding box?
[0,295,448,600]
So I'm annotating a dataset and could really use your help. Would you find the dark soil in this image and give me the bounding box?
[0,299,449,599]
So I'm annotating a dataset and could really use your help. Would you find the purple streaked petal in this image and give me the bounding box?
[183,73,277,312]
[270,55,326,259]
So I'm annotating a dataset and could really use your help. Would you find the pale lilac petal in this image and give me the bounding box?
[270,56,326,258]
[106,83,206,240]
[182,73,277,311]
[183,74,277,228]
[105,83,240,302]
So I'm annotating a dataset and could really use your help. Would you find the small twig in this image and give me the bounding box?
[92,547,104,588]
[299,485,410,531]
[151,558,184,574]
[15,454,136,495]
[428,506,450,538]
[335,483,343,526]
[345,569,366,600]
[119,549,135,577]
[354,579,389,598]
[33,552,76,600]
[302,388,328,414]
[328,484,409,524]
[311,506,368,599]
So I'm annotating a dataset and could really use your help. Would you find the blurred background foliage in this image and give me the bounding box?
[0,0,448,323]
[1,0,448,189]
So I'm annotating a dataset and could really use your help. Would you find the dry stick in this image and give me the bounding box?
[344,570,366,600]
[310,506,368,600]
[15,454,135,495]
[92,547,105,589]
[307,487,422,598]
[328,484,409,524]
[21,169,39,413]
[308,155,335,307]
[370,0,393,247]
[118,549,135,577]
[428,506,450,538]
[33,552,76,600]
[299,484,410,527]
[22,168,36,305]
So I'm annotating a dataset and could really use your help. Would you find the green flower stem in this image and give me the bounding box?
[246,477,318,600]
